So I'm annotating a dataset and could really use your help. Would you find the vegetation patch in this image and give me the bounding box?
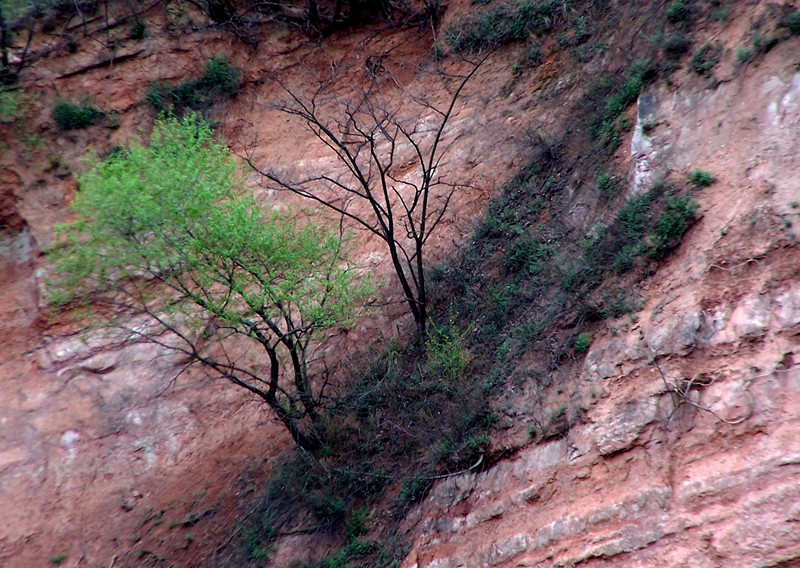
[688,168,715,187]
[691,42,722,76]
[145,57,240,114]
[587,59,657,150]
[53,100,102,130]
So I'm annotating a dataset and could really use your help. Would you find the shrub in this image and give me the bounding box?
[589,59,656,148]
[444,0,565,53]
[617,193,653,236]
[0,88,21,123]
[130,18,146,39]
[504,234,555,275]
[597,171,621,199]
[735,46,753,64]
[145,57,240,114]
[575,332,592,353]
[691,43,722,76]
[662,32,691,59]
[688,168,715,187]
[666,0,694,24]
[781,11,800,35]
[199,56,240,95]
[650,194,698,259]
[53,100,102,130]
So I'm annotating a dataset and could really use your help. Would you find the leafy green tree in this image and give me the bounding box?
[49,114,371,450]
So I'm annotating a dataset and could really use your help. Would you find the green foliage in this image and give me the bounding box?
[504,234,555,275]
[444,0,565,53]
[145,57,240,114]
[0,87,21,123]
[617,193,653,236]
[574,332,592,353]
[781,11,800,35]
[589,59,656,149]
[49,114,371,448]
[691,42,722,76]
[661,32,691,59]
[596,171,621,199]
[200,56,241,95]
[345,507,369,539]
[425,320,471,384]
[50,554,67,565]
[130,18,146,40]
[53,100,102,130]
[650,194,698,259]
[688,168,715,187]
[666,0,694,24]
[735,46,753,64]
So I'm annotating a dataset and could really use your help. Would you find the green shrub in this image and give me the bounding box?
[574,332,592,353]
[617,193,653,236]
[688,168,715,187]
[145,57,239,114]
[130,18,146,40]
[444,0,565,53]
[53,100,102,130]
[0,88,21,123]
[666,0,694,24]
[735,46,753,64]
[781,11,800,35]
[662,32,691,59]
[504,235,555,275]
[199,56,240,95]
[650,194,698,259]
[589,59,656,148]
[425,321,471,383]
[691,42,722,76]
[597,171,622,199]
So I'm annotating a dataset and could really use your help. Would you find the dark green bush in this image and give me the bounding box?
[53,100,102,130]
[504,234,555,275]
[130,18,146,40]
[617,193,653,236]
[688,168,715,187]
[444,0,565,53]
[199,56,240,95]
[666,0,694,24]
[781,11,800,35]
[650,194,698,259]
[574,332,592,353]
[589,59,656,148]
[597,171,622,199]
[662,32,691,59]
[691,42,722,76]
[145,57,239,114]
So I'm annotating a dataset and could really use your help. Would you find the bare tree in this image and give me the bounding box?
[245,58,485,347]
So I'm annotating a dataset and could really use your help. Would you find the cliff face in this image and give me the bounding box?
[0,1,798,566]
[400,40,800,568]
